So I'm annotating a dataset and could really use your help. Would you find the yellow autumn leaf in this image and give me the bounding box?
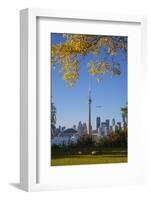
[89,67,97,75]
[98,68,105,74]
[107,47,111,53]
[62,73,68,80]
[62,72,77,81]
[87,61,93,68]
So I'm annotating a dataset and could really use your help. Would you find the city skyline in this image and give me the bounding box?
[55,115,125,131]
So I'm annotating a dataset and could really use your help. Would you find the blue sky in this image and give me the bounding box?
[51,33,127,129]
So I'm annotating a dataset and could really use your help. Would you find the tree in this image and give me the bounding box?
[51,33,127,86]
[121,104,128,122]
[51,102,56,137]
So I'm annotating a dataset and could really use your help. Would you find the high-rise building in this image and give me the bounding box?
[101,122,106,128]
[110,126,113,132]
[83,123,88,134]
[78,121,87,135]
[112,118,115,126]
[78,121,83,135]
[96,117,101,129]
[106,119,110,134]
[106,119,110,128]
[117,122,121,130]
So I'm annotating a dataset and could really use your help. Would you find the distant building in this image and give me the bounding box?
[101,122,108,136]
[109,126,113,132]
[106,119,110,133]
[83,123,88,134]
[62,128,77,135]
[52,128,79,146]
[97,127,102,136]
[96,117,101,129]
[106,119,109,128]
[77,121,87,135]
[77,121,83,135]
[112,125,118,132]
[117,122,121,130]
[112,118,115,126]
[101,122,106,127]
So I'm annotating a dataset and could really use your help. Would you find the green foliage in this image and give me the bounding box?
[121,105,128,118]
[51,102,56,137]
[51,129,127,160]
[77,135,94,147]
[98,129,127,148]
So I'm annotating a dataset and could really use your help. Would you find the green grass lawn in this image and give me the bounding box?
[51,152,127,166]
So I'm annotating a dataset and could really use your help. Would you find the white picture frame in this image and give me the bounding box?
[20,8,147,192]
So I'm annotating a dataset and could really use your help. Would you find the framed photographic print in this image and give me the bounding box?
[20,8,147,191]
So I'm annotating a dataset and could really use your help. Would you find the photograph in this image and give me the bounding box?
[50,33,128,166]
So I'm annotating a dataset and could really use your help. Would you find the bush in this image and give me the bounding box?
[77,135,95,147]
[51,144,61,149]
[98,129,127,148]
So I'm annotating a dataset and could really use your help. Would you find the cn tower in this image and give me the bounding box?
[88,89,92,135]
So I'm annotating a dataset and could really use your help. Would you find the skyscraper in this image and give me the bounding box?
[96,117,101,129]
[112,118,115,126]
[78,121,83,135]
[83,123,88,134]
[117,122,121,130]
[106,119,110,128]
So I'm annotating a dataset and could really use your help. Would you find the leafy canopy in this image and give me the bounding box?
[51,33,127,86]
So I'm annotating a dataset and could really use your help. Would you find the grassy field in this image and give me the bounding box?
[51,150,127,166]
